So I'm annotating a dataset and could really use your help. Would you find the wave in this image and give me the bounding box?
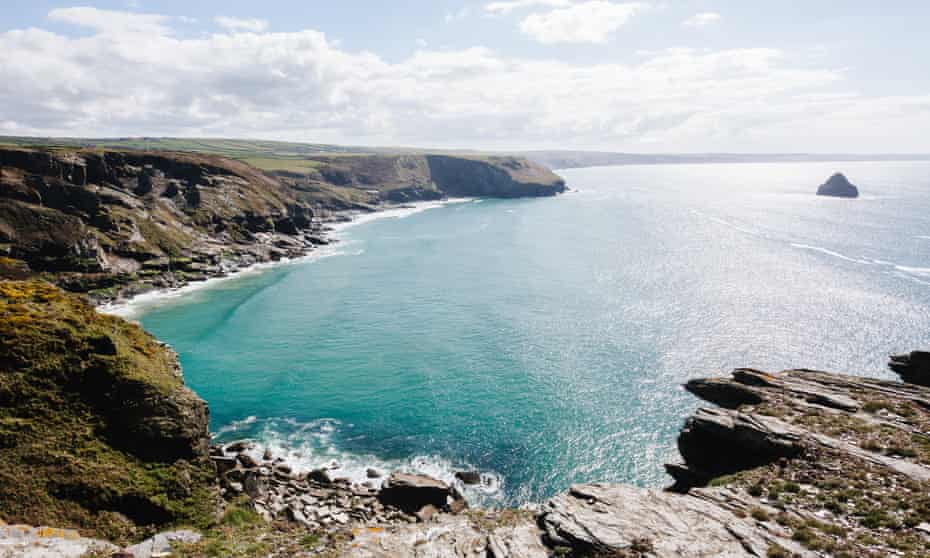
[691,210,761,237]
[789,243,874,265]
[895,264,930,278]
[213,416,505,506]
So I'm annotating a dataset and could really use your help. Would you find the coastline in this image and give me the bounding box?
[100,197,473,318]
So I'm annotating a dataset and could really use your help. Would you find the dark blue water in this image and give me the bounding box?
[123,161,930,505]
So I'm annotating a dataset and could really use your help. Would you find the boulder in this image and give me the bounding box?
[124,530,201,558]
[455,471,482,485]
[816,172,859,198]
[889,350,930,387]
[378,473,453,513]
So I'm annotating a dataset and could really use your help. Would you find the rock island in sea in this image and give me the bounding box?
[816,172,860,198]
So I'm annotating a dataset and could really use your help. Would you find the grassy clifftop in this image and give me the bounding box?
[0,280,216,543]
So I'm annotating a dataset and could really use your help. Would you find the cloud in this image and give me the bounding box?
[2,8,929,151]
[214,16,269,32]
[48,6,172,35]
[518,1,644,44]
[485,0,572,15]
[682,12,721,27]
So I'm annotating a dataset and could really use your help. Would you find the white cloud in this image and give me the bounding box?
[214,16,269,32]
[519,1,644,44]
[3,8,929,151]
[485,0,572,15]
[48,6,172,35]
[683,12,722,27]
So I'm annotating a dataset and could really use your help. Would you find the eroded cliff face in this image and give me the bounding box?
[0,147,319,301]
[0,280,217,543]
[274,153,566,206]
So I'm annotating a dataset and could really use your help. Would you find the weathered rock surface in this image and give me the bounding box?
[539,483,811,557]
[344,513,549,558]
[890,350,930,387]
[816,172,859,197]
[669,366,930,557]
[0,524,118,558]
[124,529,202,558]
[379,472,458,514]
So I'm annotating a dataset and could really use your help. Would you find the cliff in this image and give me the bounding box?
[0,146,320,302]
[0,146,565,302]
[272,153,566,207]
[0,280,216,543]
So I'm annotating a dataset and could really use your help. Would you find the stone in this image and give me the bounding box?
[0,525,118,558]
[816,172,859,198]
[378,472,453,514]
[237,453,259,468]
[263,448,273,461]
[124,530,202,558]
[539,484,812,558]
[210,455,238,475]
[889,350,930,387]
[414,504,438,522]
[366,468,383,479]
[455,470,482,485]
[224,440,254,454]
[308,468,332,484]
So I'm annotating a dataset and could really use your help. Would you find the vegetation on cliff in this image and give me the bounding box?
[0,280,216,543]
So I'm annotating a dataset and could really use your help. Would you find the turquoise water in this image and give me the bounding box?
[129,162,930,505]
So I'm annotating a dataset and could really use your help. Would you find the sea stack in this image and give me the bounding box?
[816,172,859,198]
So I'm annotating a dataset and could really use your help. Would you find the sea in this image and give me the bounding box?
[110,161,930,506]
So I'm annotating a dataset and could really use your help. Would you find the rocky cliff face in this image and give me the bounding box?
[0,280,217,543]
[0,146,322,302]
[273,153,566,207]
[425,155,566,199]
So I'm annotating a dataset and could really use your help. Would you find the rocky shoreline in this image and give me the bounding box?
[140,356,930,557]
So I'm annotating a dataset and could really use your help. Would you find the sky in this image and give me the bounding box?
[1,1,929,152]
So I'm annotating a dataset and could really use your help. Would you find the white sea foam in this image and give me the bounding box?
[895,264,930,278]
[216,417,505,506]
[691,210,761,237]
[789,243,874,265]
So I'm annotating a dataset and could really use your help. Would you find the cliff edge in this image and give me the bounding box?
[0,280,216,543]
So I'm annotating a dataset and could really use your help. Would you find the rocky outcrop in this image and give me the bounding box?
[662,366,930,556]
[274,153,566,207]
[816,172,859,197]
[425,155,566,198]
[539,483,811,557]
[0,280,217,542]
[890,350,930,387]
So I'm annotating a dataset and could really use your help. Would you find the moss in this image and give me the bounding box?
[750,507,771,522]
[0,280,216,543]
